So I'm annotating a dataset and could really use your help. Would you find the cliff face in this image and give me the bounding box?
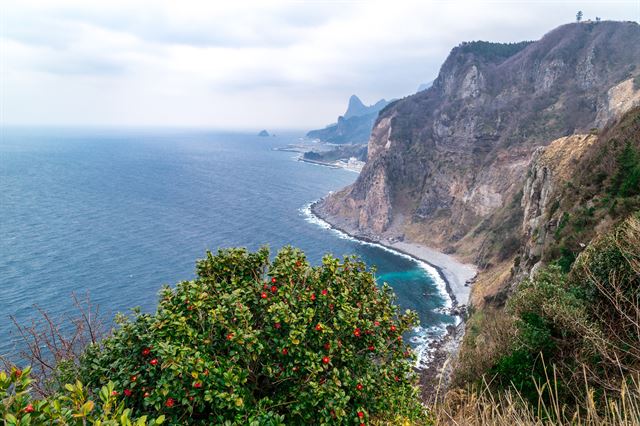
[519,135,597,274]
[317,22,640,259]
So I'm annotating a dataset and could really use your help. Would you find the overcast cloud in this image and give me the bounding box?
[1,0,638,129]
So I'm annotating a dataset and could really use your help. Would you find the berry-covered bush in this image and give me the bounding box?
[0,367,164,425]
[80,247,425,424]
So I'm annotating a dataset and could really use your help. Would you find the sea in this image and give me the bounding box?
[0,128,455,368]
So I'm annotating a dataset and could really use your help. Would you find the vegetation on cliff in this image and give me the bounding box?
[442,107,640,424]
[437,213,640,425]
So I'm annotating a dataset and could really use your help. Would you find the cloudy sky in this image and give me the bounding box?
[1,0,638,129]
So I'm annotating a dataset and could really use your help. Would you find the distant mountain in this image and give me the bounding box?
[307,95,390,144]
[257,130,270,137]
[416,81,433,93]
[343,95,389,119]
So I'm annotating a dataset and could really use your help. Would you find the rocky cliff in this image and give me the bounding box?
[316,22,640,266]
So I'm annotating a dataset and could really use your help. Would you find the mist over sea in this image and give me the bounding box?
[0,128,454,365]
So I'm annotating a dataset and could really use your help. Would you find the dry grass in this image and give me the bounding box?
[434,214,640,425]
[433,366,640,425]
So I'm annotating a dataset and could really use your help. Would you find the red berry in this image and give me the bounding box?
[275,322,281,329]
[226,333,234,340]
[194,382,202,388]
[374,321,380,327]
[263,283,268,289]
[315,323,322,331]
[358,411,364,418]
[329,303,334,310]
[15,369,22,377]
[165,398,175,408]
[142,348,151,356]
[324,342,330,350]
[271,277,277,283]
[261,292,268,299]
[124,389,132,396]
[368,345,375,351]
[394,376,400,382]
[390,325,397,332]
[321,289,328,296]
[189,396,194,401]
[296,260,301,267]
[131,375,137,382]
[111,390,118,396]
[322,356,330,364]
[353,328,361,337]
[24,404,34,413]
[310,293,316,301]
[356,383,363,390]
[150,358,158,366]
[144,392,151,398]
[271,285,277,293]
[282,348,288,355]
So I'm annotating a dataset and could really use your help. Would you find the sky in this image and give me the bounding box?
[1,0,639,129]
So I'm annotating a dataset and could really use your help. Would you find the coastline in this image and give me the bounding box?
[308,200,477,310]
[298,156,364,173]
[308,199,477,397]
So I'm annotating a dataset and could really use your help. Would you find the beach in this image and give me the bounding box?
[308,201,477,309]
[383,241,476,309]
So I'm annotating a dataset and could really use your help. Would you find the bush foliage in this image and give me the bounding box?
[1,367,164,425]
[75,247,425,425]
[489,214,640,409]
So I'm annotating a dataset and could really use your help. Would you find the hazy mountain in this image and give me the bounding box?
[306,95,390,144]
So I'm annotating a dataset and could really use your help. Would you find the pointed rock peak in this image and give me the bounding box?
[349,94,364,105]
[344,95,368,118]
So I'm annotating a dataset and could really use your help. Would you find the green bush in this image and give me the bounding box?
[490,267,579,405]
[611,141,640,197]
[0,367,164,425]
[487,215,640,412]
[79,247,425,425]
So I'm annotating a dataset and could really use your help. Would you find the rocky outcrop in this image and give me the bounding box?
[596,77,640,127]
[318,22,640,258]
[518,134,597,277]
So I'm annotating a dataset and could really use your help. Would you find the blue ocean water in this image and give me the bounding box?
[0,128,454,366]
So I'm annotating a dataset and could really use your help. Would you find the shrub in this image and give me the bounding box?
[610,141,640,197]
[80,247,425,425]
[0,367,164,425]
[484,214,640,412]
[491,266,581,405]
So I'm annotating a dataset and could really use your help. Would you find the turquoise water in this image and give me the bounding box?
[0,127,454,366]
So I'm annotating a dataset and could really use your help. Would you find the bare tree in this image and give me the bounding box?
[1,292,109,397]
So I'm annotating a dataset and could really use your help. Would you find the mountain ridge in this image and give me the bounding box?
[306,95,390,144]
[317,21,640,248]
